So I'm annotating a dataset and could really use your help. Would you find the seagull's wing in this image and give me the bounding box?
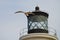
[15,11,24,14]
[15,11,35,16]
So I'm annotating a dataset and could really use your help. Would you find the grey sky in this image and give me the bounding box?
[0,0,60,40]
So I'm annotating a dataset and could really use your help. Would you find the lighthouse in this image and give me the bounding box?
[15,6,58,40]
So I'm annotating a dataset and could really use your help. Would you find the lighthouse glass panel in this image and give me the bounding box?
[28,15,48,31]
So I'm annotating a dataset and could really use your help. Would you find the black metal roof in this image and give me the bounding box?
[28,6,49,18]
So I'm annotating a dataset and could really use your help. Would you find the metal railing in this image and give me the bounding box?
[20,27,57,37]
[20,28,28,37]
[48,27,57,36]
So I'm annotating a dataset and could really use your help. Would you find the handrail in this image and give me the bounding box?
[48,27,57,36]
[20,27,57,37]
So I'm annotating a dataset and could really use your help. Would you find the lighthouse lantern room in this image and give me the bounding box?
[27,6,49,34]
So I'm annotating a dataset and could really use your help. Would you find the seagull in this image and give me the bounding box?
[15,11,35,16]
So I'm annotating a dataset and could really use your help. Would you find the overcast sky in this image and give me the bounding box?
[0,0,60,40]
